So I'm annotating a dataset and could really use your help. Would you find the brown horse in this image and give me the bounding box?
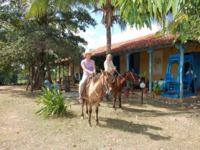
[112,69,139,110]
[81,70,113,126]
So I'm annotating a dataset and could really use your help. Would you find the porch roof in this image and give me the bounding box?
[91,33,178,56]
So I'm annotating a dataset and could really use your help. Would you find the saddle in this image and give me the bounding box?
[82,74,95,98]
[85,74,95,86]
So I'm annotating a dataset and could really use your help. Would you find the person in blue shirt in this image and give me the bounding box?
[44,76,60,90]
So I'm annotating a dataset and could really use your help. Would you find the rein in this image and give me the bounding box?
[115,70,136,84]
[91,74,110,98]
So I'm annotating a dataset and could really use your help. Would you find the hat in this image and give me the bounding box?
[84,49,92,57]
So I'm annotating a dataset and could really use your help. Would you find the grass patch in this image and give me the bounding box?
[0,85,200,149]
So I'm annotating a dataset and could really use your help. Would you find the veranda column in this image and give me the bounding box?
[147,50,154,94]
[72,63,74,77]
[125,53,131,87]
[175,45,186,100]
[67,63,69,76]
[63,63,64,80]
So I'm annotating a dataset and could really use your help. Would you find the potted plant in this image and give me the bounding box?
[138,71,146,84]
[128,80,134,91]
[153,80,162,97]
[123,87,130,98]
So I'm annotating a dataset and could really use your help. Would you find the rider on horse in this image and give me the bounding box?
[78,49,96,104]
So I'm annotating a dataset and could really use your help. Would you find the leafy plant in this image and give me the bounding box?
[128,80,134,87]
[138,71,146,78]
[35,85,70,117]
[153,80,162,97]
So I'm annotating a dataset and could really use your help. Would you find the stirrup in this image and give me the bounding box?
[78,97,83,104]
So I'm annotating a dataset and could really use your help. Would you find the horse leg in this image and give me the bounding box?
[88,101,92,127]
[81,100,84,119]
[118,92,123,109]
[95,101,100,126]
[113,91,117,110]
[85,100,88,118]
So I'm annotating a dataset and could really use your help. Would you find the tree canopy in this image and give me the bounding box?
[0,0,96,90]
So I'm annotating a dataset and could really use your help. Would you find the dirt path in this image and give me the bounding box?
[0,85,200,150]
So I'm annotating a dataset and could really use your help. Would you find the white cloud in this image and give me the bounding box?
[97,23,162,48]
[80,30,96,37]
[83,38,95,50]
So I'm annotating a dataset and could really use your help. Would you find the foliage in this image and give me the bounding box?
[24,0,127,54]
[102,0,178,29]
[158,0,200,43]
[128,80,134,87]
[35,85,71,117]
[0,0,96,90]
[153,80,162,97]
[92,56,106,73]
[138,71,146,78]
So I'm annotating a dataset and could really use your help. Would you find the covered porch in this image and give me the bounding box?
[91,33,200,101]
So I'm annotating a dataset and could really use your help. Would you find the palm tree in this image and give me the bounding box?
[24,0,126,55]
[92,0,126,54]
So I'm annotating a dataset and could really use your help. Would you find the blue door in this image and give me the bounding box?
[130,53,140,76]
[113,56,120,73]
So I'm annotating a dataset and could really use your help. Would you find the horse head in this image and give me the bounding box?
[101,70,113,94]
[128,69,139,85]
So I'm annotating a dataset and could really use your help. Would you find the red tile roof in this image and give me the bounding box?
[91,33,176,56]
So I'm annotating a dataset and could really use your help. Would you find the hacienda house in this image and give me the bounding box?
[56,33,200,100]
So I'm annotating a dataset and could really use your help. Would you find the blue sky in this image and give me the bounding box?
[79,10,163,51]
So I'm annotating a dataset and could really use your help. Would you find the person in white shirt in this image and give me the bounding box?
[185,68,197,93]
[102,54,116,101]
[104,54,116,74]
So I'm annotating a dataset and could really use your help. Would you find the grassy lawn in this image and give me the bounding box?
[0,85,200,150]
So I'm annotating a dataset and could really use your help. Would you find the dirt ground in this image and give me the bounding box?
[0,85,200,150]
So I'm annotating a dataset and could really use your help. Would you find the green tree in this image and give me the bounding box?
[159,0,200,43]
[24,0,127,55]
[0,0,96,91]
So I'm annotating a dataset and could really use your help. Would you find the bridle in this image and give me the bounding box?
[91,74,111,97]
[115,70,137,84]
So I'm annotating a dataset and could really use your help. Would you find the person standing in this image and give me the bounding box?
[78,50,96,104]
[186,68,197,93]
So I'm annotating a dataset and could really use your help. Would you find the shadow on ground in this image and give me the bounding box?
[100,117,171,141]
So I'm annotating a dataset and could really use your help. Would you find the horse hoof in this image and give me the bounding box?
[113,107,116,111]
[119,107,123,110]
[81,116,84,120]
[96,123,100,126]
[87,124,92,127]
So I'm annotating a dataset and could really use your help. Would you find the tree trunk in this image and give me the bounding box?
[106,26,111,55]
[30,63,34,92]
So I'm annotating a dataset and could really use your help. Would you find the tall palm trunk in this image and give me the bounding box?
[106,26,111,55]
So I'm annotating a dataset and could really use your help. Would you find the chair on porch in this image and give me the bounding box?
[162,54,197,98]
[183,75,193,92]
[163,73,179,93]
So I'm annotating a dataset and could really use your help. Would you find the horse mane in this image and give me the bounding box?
[122,71,129,77]
[93,73,102,83]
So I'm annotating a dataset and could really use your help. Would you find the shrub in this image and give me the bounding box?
[35,86,71,117]
[153,80,162,97]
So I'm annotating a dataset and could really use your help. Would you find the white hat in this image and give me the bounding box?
[84,49,92,57]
